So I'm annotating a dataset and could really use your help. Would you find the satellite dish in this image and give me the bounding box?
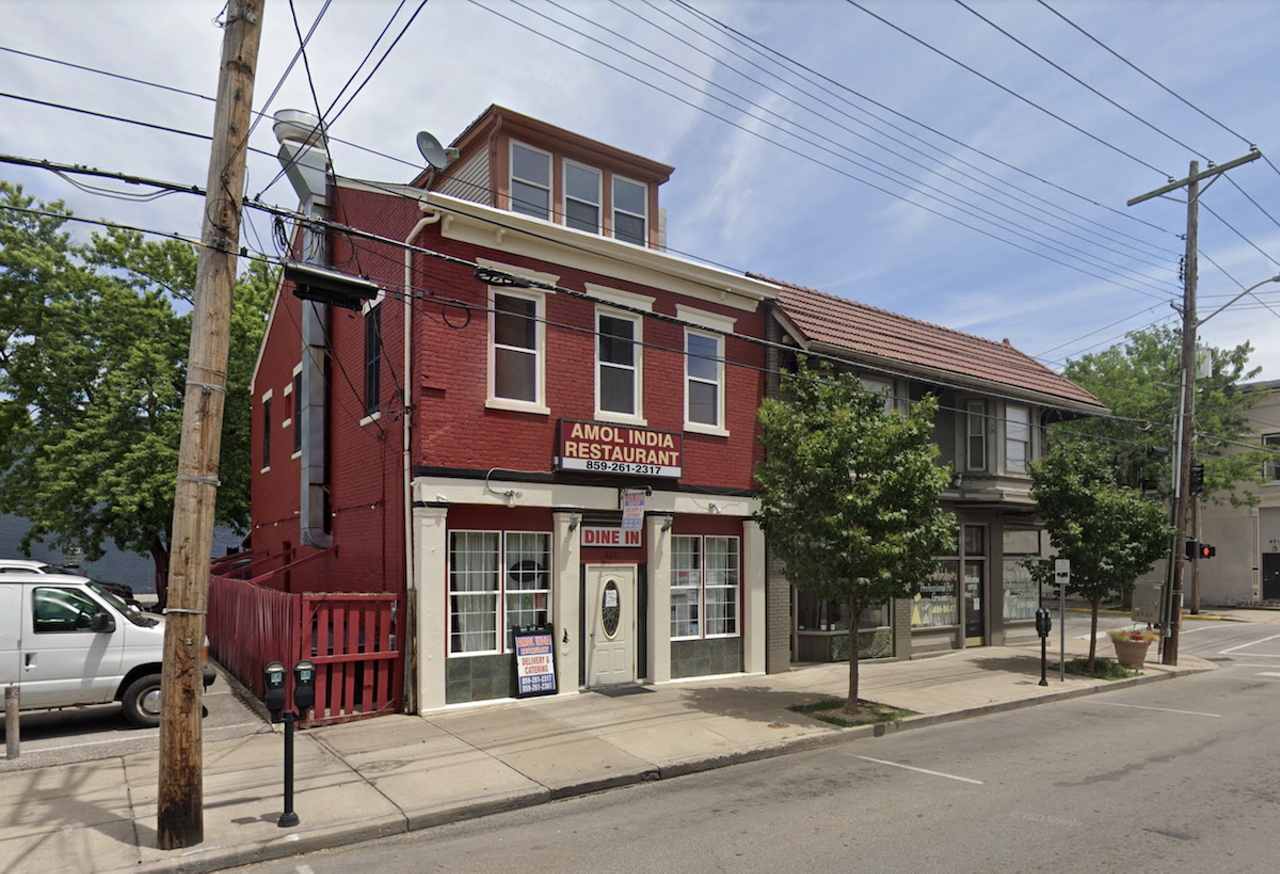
[416,131,451,170]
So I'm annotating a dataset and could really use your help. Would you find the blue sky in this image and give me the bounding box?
[3,0,1278,380]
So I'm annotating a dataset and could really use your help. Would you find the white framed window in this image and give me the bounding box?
[860,376,894,413]
[596,310,641,419]
[966,400,986,471]
[564,160,601,233]
[685,329,724,431]
[448,530,551,655]
[260,389,272,473]
[488,288,548,413]
[510,141,551,220]
[1005,403,1030,473]
[612,175,647,245]
[670,535,740,639]
[291,368,302,457]
[1265,434,1280,481]
[364,302,381,418]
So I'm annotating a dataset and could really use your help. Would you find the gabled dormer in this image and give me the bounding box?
[414,104,674,250]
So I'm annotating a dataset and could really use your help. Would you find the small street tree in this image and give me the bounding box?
[756,360,955,714]
[1029,439,1171,672]
[0,182,275,602]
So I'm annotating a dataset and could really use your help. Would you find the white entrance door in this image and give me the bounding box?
[586,565,636,687]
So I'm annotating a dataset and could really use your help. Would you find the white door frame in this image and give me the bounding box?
[585,564,637,687]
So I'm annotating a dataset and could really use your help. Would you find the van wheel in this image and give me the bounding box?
[122,674,163,728]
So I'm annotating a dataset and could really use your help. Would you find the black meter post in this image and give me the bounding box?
[263,661,287,722]
[1035,608,1052,687]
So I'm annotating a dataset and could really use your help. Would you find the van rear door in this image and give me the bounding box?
[0,584,18,687]
[20,583,124,709]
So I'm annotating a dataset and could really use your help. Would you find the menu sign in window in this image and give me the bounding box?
[557,419,682,479]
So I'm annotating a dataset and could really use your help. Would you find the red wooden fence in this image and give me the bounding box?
[207,571,402,726]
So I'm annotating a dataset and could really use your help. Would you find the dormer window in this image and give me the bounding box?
[510,141,551,220]
[565,160,601,234]
[612,175,647,245]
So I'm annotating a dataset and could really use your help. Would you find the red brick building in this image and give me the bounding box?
[250,106,777,711]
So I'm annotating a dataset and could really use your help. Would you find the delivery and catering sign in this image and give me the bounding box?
[557,420,682,479]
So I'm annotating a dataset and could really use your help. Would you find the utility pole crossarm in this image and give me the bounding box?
[1127,149,1261,206]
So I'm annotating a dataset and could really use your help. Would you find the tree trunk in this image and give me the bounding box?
[150,539,170,609]
[845,600,861,714]
[1087,598,1100,673]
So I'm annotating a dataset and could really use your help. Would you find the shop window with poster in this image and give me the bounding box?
[1002,527,1041,621]
[913,560,959,627]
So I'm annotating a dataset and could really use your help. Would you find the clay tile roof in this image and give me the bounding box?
[755,274,1104,411]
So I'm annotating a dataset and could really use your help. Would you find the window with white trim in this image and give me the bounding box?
[612,175,647,245]
[364,303,381,417]
[1005,403,1030,473]
[510,141,551,220]
[1265,434,1280,481]
[597,311,640,417]
[564,160,601,234]
[490,290,544,407]
[292,371,302,455]
[261,390,272,471]
[966,400,986,471]
[448,530,551,655]
[685,329,723,428]
[670,535,740,639]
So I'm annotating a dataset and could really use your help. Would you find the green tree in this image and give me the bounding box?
[756,360,955,713]
[1063,325,1264,505]
[0,182,275,602]
[1028,440,1171,672]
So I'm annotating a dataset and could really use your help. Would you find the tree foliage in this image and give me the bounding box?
[0,181,276,599]
[1028,439,1171,671]
[756,359,955,711]
[1063,325,1264,506]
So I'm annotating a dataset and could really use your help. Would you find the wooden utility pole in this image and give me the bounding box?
[157,0,264,849]
[1128,150,1259,667]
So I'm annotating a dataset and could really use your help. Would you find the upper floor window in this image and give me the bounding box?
[364,304,381,417]
[685,329,723,430]
[510,141,551,220]
[597,311,640,418]
[1006,403,1029,473]
[292,370,303,455]
[860,376,894,413]
[261,391,272,471]
[612,175,647,246]
[1265,434,1280,481]
[565,160,601,234]
[489,289,546,411]
[966,400,986,471]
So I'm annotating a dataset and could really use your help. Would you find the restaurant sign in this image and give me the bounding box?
[557,419,682,479]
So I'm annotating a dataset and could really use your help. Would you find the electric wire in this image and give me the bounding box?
[843,0,1168,177]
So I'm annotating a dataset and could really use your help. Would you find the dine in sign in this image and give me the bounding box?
[579,526,642,548]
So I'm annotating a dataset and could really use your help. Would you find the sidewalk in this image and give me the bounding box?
[1,630,1217,874]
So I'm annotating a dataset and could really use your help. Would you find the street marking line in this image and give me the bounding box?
[1220,632,1280,656]
[1256,672,1280,678]
[849,754,984,785]
[1093,701,1220,718]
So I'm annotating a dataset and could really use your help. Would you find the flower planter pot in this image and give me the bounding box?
[1112,638,1151,667]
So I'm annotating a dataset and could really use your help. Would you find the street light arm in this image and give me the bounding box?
[1197,274,1280,327]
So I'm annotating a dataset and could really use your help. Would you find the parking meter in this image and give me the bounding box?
[264,661,287,721]
[293,659,316,714]
[1035,609,1052,638]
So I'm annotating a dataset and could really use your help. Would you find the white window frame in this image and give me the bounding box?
[563,159,601,234]
[290,364,303,459]
[510,140,552,221]
[260,388,273,473]
[447,529,552,657]
[966,400,986,471]
[611,174,648,246]
[670,534,740,640]
[1005,403,1030,474]
[487,286,550,415]
[1265,434,1280,481]
[595,307,644,424]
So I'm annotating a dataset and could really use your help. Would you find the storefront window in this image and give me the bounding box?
[671,536,701,639]
[913,560,959,627]
[448,530,550,655]
[671,534,740,639]
[1002,527,1041,621]
[796,593,889,631]
[504,532,550,648]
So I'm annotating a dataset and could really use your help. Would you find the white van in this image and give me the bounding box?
[0,572,215,727]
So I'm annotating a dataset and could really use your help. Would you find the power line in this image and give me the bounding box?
[843,0,1168,176]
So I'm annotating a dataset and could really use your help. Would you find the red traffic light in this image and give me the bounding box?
[1199,544,1216,559]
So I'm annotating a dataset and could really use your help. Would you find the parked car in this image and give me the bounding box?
[0,572,215,727]
[0,558,139,605]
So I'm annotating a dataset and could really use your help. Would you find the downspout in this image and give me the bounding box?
[402,202,441,714]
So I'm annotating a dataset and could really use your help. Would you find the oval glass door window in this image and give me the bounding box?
[601,579,621,638]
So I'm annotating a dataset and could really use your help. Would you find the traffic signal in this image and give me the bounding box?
[1189,461,1205,495]
[1185,540,1215,559]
